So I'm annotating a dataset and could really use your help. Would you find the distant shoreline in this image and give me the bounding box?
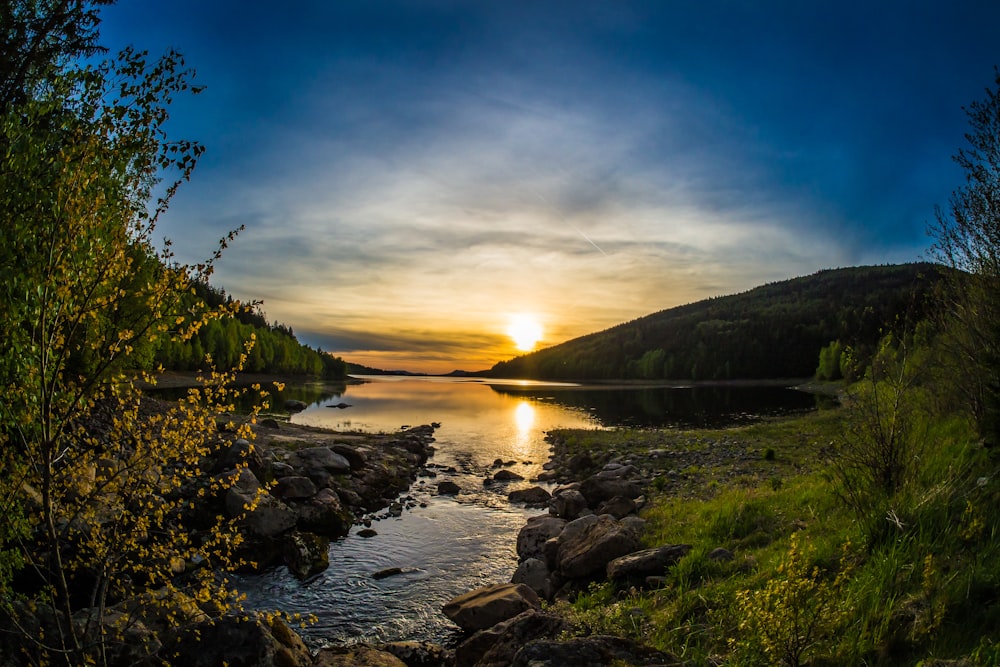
[137,371,352,391]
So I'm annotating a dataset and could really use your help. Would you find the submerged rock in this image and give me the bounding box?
[314,645,407,667]
[508,486,551,505]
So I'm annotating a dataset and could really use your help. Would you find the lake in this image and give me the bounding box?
[234,375,822,647]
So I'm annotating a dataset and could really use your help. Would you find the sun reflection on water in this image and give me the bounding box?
[513,401,536,457]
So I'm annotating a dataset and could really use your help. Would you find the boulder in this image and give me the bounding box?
[596,495,637,519]
[291,447,351,474]
[578,475,642,507]
[549,489,589,520]
[224,468,261,518]
[244,495,297,539]
[437,480,461,495]
[219,438,272,483]
[511,558,552,600]
[294,488,353,537]
[606,545,692,583]
[556,515,642,580]
[455,609,569,667]
[331,443,368,469]
[282,531,330,579]
[284,399,309,412]
[507,486,551,505]
[511,635,677,667]
[515,515,566,562]
[273,475,317,500]
[314,645,407,667]
[382,641,453,667]
[442,583,540,632]
[493,470,524,482]
[165,615,312,667]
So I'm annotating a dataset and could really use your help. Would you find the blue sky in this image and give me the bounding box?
[100,1,1000,372]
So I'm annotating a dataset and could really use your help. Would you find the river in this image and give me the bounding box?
[234,376,820,647]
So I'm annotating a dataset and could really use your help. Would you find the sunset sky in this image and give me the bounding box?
[100,1,1000,373]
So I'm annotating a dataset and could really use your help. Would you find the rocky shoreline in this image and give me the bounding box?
[9,389,788,666]
[212,403,782,667]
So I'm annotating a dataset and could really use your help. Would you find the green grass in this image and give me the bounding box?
[552,405,1000,665]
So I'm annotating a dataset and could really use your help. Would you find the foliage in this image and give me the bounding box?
[0,2,267,664]
[930,68,1000,445]
[815,340,844,381]
[154,279,347,379]
[831,333,929,541]
[490,263,947,381]
[730,533,854,667]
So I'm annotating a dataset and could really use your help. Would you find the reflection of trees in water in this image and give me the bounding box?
[153,381,348,415]
[490,385,828,428]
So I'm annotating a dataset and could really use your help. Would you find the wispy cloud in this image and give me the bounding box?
[100,0,1000,371]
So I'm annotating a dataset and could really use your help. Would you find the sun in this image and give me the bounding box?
[507,314,543,352]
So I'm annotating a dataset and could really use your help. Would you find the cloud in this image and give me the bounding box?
[104,0,1000,372]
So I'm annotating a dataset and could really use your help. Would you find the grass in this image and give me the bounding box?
[549,403,1000,665]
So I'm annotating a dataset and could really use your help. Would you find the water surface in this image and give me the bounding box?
[236,376,819,646]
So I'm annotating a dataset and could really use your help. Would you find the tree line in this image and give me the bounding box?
[490,263,948,381]
[155,279,347,378]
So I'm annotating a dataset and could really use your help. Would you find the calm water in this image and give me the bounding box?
[235,376,820,647]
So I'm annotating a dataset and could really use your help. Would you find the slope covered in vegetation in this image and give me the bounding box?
[490,263,947,381]
[153,279,347,379]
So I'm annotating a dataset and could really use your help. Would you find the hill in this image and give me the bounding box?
[488,263,948,381]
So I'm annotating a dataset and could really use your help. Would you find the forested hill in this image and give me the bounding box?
[153,280,347,379]
[488,263,949,381]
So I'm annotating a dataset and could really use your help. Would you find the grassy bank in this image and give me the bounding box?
[547,405,1000,665]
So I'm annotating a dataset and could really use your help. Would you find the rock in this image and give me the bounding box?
[219,438,272,483]
[291,446,352,474]
[335,487,364,507]
[244,495,297,539]
[442,583,540,632]
[261,418,281,429]
[284,399,309,412]
[314,645,407,667]
[595,463,638,479]
[596,495,636,519]
[566,452,594,473]
[493,470,524,482]
[166,615,312,667]
[556,515,642,580]
[511,558,552,600]
[508,486,551,505]
[511,635,678,667]
[455,609,569,667]
[357,528,378,538]
[578,475,643,507]
[382,641,453,667]
[620,515,647,537]
[437,480,461,495]
[373,567,405,580]
[709,547,735,561]
[273,475,318,500]
[295,488,353,537]
[282,531,330,579]
[606,545,692,583]
[223,468,261,518]
[331,443,367,469]
[516,515,566,562]
[549,489,588,520]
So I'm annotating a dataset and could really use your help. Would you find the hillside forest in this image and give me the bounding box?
[490,263,947,382]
